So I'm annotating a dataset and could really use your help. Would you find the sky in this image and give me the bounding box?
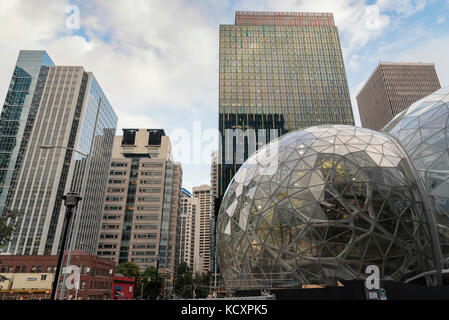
[1,0,449,191]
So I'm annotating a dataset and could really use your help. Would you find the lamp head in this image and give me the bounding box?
[62,191,82,208]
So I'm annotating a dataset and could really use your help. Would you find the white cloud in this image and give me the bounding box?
[375,0,426,16]
[115,109,164,132]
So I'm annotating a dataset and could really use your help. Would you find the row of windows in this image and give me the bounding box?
[0,265,110,277]
[140,171,163,176]
[131,251,156,256]
[102,215,121,220]
[106,196,124,201]
[133,233,157,239]
[109,170,127,175]
[220,25,339,34]
[108,179,127,184]
[135,214,159,220]
[138,197,161,202]
[141,163,163,168]
[140,179,162,184]
[111,163,128,167]
[136,206,160,211]
[104,206,122,211]
[134,224,158,230]
[138,188,161,193]
[100,234,119,239]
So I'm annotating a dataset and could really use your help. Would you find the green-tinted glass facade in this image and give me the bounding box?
[218,12,354,199]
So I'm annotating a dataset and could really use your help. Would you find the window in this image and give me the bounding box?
[41,275,47,281]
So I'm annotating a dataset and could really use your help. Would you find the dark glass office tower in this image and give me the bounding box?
[218,11,354,200]
[0,50,54,212]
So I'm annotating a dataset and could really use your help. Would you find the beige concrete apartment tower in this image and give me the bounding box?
[192,184,211,274]
[97,129,182,283]
[178,189,199,271]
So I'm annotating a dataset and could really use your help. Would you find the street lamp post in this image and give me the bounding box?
[140,276,150,300]
[155,256,161,299]
[40,145,89,300]
[50,191,82,300]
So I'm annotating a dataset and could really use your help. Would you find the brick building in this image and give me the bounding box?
[0,251,115,300]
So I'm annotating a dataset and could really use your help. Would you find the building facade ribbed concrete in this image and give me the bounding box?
[1,51,117,256]
[356,62,441,131]
[97,129,182,280]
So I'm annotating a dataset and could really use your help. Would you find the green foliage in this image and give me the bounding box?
[175,262,193,298]
[180,285,193,299]
[142,266,163,299]
[193,271,211,298]
[0,209,21,247]
[173,263,211,299]
[115,262,141,298]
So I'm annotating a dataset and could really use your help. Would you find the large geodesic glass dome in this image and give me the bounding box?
[217,125,438,290]
[384,86,449,267]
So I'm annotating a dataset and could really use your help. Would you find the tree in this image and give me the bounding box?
[115,262,141,298]
[142,266,163,299]
[175,262,193,298]
[193,271,211,299]
[0,209,20,282]
[0,209,20,247]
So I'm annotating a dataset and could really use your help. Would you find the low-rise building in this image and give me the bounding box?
[0,251,115,300]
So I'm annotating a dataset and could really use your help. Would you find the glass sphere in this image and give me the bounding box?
[384,86,449,267]
[217,125,435,289]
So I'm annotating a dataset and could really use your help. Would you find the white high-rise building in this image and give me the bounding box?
[1,51,117,255]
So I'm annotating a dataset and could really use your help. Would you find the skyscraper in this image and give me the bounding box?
[356,62,441,131]
[178,188,198,271]
[192,184,211,274]
[97,129,183,278]
[0,50,54,212]
[210,151,219,276]
[218,11,354,200]
[1,51,117,255]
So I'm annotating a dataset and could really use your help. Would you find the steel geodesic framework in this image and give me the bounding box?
[384,86,449,268]
[216,125,438,289]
